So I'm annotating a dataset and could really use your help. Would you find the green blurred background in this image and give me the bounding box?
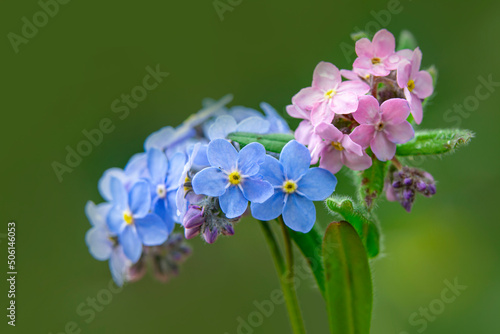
[1,0,499,333]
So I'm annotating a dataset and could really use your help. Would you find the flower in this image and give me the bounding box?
[350,96,414,161]
[251,140,337,233]
[292,62,370,126]
[314,123,372,174]
[107,178,168,262]
[144,148,186,231]
[207,115,270,140]
[397,47,434,124]
[176,143,205,218]
[85,201,132,286]
[191,139,274,218]
[353,29,401,76]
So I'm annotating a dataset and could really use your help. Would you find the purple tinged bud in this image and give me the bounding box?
[128,257,147,282]
[183,205,205,229]
[185,225,201,239]
[416,180,427,192]
[403,189,414,200]
[402,200,413,212]
[222,224,235,236]
[392,181,402,188]
[427,184,437,195]
[403,178,413,186]
[203,228,219,244]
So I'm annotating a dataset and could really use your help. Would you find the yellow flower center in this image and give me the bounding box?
[156,184,167,198]
[371,57,381,65]
[407,79,415,92]
[331,141,344,151]
[123,211,134,225]
[324,89,337,99]
[228,171,242,185]
[283,180,298,194]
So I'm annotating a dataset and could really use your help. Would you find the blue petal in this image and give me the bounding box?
[258,155,285,186]
[147,148,168,185]
[193,144,210,167]
[109,247,129,287]
[241,177,274,203]
[128,181,151,218]
[135,214,169,246]
[208,115,237,140]
[99,169,127,202]
[297,167,337,201]
[124,153,147,179]
[192,167,228,197]
[229,106,262,122]
[282,194,316,233]
[153,197,176,233]
[280,140,311,181]
[167,191,180,226]
[250,191,285,221]
[107,206,126,234]
[166,152,187,190]
[144,126,175,151]
[119,226,142,263]
[207,139,238,171]
[260,102,291,133]
[85,201,111,227]
[219,186,248,219]
[236,116,270,134]
[85,226,113,261]
[237,142,267,176]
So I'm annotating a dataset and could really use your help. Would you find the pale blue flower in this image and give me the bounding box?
[251,140,337,233]
[192,139,274,218]
[207,115,270,140]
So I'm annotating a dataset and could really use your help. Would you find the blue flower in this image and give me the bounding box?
[207,115,270,140]
[107,178,168,262]
[251,140,337,233]
[144,148,186,231]
[192,139,274,218]
[85,201,131,286]
[259,102,291,134]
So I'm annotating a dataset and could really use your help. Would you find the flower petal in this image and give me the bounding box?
[397,62,412,89]
[85,201,111,227]
[384,121,415,144]
[166,152,187,190]
[410,47,422,79]
[297,167,337,201]
[129,181,151,218]
[237,142,266,176]
[119,226,142,263]
[310,100,334,125]
[236,116,270,134]
[355,38,374,58]
[373,29,395,59]
[152,197,175,233]
[371,132,396,161]
[192,167,228,197]
[99,168,127,201]
[380,98,411,125]
[107,206,126,234]
[280,140,311,180]
[341,134,363,156]
[286,104,309,120]
[350,124,376,148]
[292,87,323,111]
[342,150,372,171]
[250,191,285,221]
[337,80,370,95]
[409,93,423,124]
[315,122,343,143]
[331,92,360,115]
[353,95,380,125]
[319,147,344,174]
[413,71,434,99]
[258,155,285,186]
[241,177,274,203]
[109,247,129,287]
[219,186,248,219]
[208,115,237,140]
[85,226,113,261]
[147,148,168,185]
[312,61,341,91]
[110,177,128,209]
[207,138,238,171]
[282,194,316,233]
[135,214,169,246]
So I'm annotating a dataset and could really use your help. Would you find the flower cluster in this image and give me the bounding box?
[288,29,434,173]
[85,96,336,286]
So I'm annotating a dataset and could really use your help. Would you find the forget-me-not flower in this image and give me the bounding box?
[251,140,337,233]
[192,139,273,218]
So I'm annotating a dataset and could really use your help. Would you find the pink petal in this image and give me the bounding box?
[292,87,323,111]
[370,131,396,161]
[410,47,422,79]
[286,104,309,120]
[310,100,334,125]
[353,57,373,71]
[331,92,359,115]
[350,124,375,149]
[319,146,343,174]
[312,62,341,91]
[342,149,372,171]
[355,38,374,58]
[295,120,315,146]
[340,69,360,81]
[409,93,423,124]
[337,80,370,95]
[372,29,395,59]
[309,137,324,165]
[385,180,397,201]
[396,49,413,62]
[413,71,434,99]
[384,121,415,144]
[380,98,410,125]
[397,62,411,89]
[370,64,391,77]
[341,134,363,156]
[315,122,343,142]
[352,95,380,124]
[384,54,402,70]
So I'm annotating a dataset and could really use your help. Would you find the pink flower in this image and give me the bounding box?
[294,119,323,163]
[314,123,372,174]
[350,96,414,161]
[397,47,434,124]
[286,104,309,120]
[353,29,401,77]
[340,68,371,82]
[292,62,370,126]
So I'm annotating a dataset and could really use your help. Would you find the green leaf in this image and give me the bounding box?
[227,132,295,153]
[350,155,388,210]
[323,221,373,334]
[326,196,380,258]
[397,30,418,51]
[396,129,474,156]
[350,31,369,42]
[289,226,326,297]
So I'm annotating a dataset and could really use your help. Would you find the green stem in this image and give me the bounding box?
[259,220,306,334]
